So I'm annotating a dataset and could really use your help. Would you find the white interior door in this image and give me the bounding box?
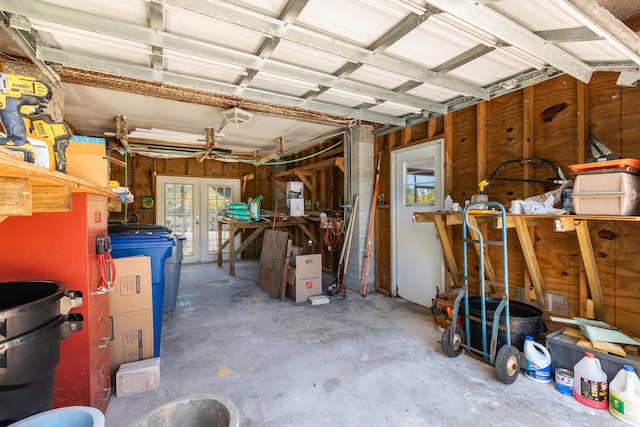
[391,141,444,307]
[156,176,240,264]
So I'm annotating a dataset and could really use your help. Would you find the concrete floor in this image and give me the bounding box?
[105,261,615,427]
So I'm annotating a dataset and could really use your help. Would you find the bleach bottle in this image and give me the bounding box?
[610,365,640,425]
[574,352,608,409]
[523,335,552,383]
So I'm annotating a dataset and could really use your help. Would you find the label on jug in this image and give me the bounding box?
[580,377,608,402]
[611,391,640,423]
[524,360,552,383]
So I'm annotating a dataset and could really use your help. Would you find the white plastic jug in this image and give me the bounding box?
[574,352,608,409]
[523,335,552,383]
[444,195,453,212]
[610,365,640,425]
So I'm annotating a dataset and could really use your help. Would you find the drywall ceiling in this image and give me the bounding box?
[0,0,639,160]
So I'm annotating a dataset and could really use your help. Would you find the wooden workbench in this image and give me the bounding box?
[0,148,116,223]
[413,211,640,320]
[217,216,315,276]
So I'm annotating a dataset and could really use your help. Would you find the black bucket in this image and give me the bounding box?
[0,314,83,426]
[466,297,546,352]
[0,281,79,341]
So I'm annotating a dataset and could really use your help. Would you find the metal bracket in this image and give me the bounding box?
[617,70,640,87]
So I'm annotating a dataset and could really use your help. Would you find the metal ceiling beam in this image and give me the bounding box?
[147,1,164,70]
[368,11,436,53]
[557,0,640,67]
[236,0,307,92]
[432,44,496,74]
[0,0,446,113]
[0,12,61,87]
[423,0,595,83]
[162,0,490,99]
[36,46,407,126]
[534,27,602,43]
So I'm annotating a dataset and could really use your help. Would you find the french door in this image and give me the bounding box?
[156,176,240,264]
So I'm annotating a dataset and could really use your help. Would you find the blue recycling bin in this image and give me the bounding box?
[109,233,175,357]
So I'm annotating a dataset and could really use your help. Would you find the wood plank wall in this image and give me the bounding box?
[375,72,640,336]
[109,138,344,267]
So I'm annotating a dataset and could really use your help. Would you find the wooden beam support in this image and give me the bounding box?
[577,81,589,164]
[513,216,545,303]
[476,102,487,182]
[523,86,534,197]
[433,214,459,287]
[573,219,605,320]
[444,114,453,196]
[296,223,317,245]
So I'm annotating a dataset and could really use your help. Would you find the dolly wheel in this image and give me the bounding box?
[495,345,520,384]
[441,325,464,358]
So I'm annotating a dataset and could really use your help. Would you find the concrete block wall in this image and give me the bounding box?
[344,124,375,294]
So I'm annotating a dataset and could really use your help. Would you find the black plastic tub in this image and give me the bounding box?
[466,297,546,352]
[0,314,82,426]
[0,281,80,342]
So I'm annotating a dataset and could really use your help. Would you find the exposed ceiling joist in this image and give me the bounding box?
[557,0,640,66]
[36,45,407,126]
[162,0,490,99]
[425,0,595,83]
[1,0,445,116]
[1,0,638,159]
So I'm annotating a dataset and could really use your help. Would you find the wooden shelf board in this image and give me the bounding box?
[0,151,117,217]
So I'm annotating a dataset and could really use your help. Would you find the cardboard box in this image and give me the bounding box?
[109,309,154,374]
[66,152,109,187]
[286,198,305,216]
[286,181,304,199]
[286,254,322,303]
[109,256,152,315]
[68,136,107,155]
[258,230,291,299]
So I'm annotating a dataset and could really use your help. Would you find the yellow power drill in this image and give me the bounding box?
[23,110,72,172]
[0,73,52,162]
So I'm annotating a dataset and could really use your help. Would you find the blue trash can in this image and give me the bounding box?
[110,233,175,357]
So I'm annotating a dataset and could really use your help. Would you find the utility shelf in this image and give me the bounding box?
[412,211,640,321]
[0,148,117,222]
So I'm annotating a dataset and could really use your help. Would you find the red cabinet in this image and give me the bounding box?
[0,193,111,412]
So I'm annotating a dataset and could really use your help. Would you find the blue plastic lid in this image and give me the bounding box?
[525,335,533,341]
[624,365,634,372]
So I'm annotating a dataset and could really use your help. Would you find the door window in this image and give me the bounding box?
[405,159,436,206]
[164,183,194,256]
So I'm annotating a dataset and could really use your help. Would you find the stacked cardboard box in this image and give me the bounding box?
[109,256,154,381]
[286,181,304,217]
[286,253,322,303]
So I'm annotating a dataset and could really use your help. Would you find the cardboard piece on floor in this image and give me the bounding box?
[286,254,322,303]
[258,229,290,299]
